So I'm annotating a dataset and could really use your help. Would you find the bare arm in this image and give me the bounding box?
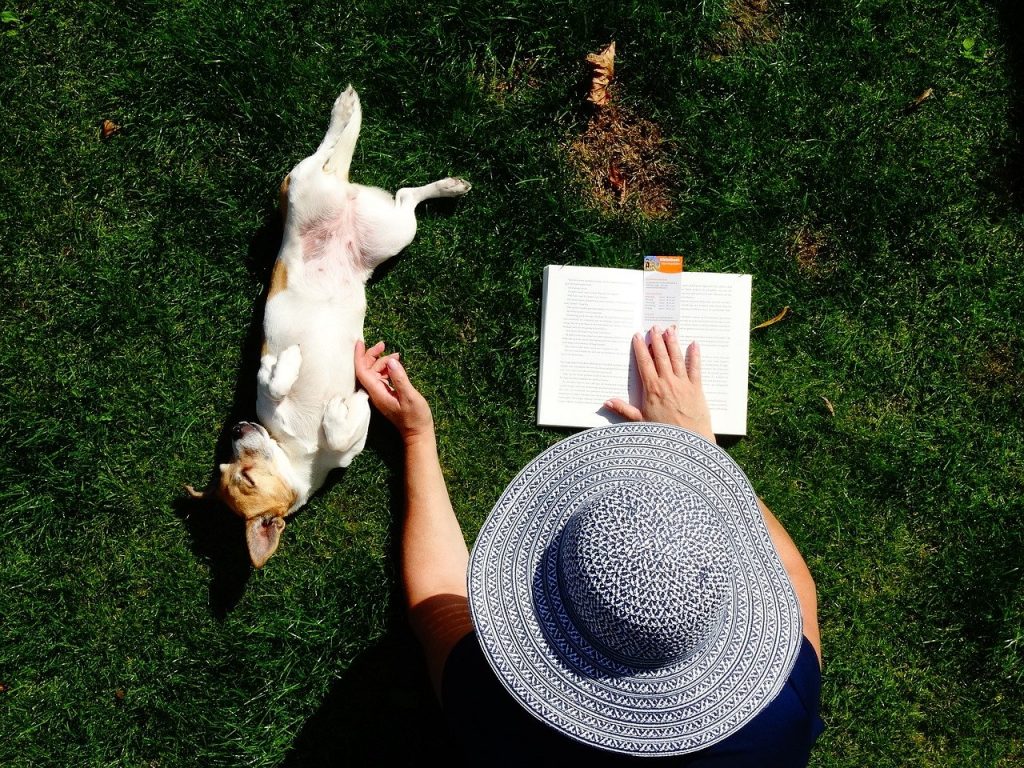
[759,498,821,666]
[354,341,473,695]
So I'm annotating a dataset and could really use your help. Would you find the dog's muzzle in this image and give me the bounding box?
[232,421,262,440]
[229,421,272,459]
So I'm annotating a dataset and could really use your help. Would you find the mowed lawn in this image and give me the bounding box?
[1,1,1021,766]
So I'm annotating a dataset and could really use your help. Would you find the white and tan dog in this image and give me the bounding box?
[189,86,469,567]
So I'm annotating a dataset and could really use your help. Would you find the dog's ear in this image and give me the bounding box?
[185,478,218,502]
[246,515,286,568]
[185,464,230,502]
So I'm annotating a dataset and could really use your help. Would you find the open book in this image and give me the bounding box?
[537,264,752,435]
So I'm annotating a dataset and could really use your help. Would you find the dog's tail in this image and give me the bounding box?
[319,85,362,182]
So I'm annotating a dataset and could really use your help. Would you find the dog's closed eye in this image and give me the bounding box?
[241,468,257,487]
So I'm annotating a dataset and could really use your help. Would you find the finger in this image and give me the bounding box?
[665,325,686,377]
[354,339,370,375]
[685,340,703,386]
[604,398,644,422]
[647,325,672,376]
[355,339,383,368]
[358,367,395,405]
[370,352,399,375]
[385,356,415,396]
[355,342,391,396]
[631,332,658,387]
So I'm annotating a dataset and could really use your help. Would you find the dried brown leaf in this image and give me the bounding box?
[100,118,121,141]
[907,87,934,112]
[586,42,615,107]
[752,305,791,330]
[821,396,835,416]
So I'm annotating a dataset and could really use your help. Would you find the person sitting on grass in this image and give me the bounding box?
[354,325,824,767]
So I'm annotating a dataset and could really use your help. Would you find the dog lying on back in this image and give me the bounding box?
[189,86,470,567]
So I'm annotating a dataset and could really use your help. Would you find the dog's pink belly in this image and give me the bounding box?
[301,213,361,270]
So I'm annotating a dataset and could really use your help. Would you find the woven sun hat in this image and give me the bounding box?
[467,422,803,756]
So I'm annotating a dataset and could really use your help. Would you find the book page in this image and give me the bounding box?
[676,272,751,436]
[537,266,641,427]
[538,265,751,435]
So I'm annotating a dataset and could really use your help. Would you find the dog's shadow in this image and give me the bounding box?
[173,208,289,618]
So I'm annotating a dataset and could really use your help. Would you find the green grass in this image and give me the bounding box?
[2,0,1022,765]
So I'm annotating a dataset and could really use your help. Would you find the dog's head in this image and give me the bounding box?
[189,421,298,568]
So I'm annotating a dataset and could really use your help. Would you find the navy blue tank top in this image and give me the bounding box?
[442,632,824,767]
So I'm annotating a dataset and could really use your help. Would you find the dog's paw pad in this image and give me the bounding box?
[331,86,360,126]
[441,177,472,196]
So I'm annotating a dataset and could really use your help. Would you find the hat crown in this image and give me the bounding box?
[557,482,732,668]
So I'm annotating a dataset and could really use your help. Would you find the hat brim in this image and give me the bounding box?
[468,423,803,755]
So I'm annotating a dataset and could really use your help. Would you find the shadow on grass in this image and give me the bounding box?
[996,2,1024,207]
[281,621,455,767]
[282,416,459,766]
[174,208,285,618]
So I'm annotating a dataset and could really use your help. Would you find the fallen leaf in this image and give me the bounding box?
[752,305,791,330]
[586,42,615,107]
[115,688,126,700]
[906,87,934,112]
[0,681,7,693]
[607,159,626,200]
[821,396,835,416]
[100,118,122,141]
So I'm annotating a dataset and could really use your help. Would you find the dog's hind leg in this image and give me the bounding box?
[319,86,362,181]
[395,177,472,209]
[356,177,472,270]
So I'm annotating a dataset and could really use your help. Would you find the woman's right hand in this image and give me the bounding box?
[604,325,716,444]
[355,340,434,441]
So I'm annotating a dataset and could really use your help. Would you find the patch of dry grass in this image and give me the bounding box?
[706,0,780,58]
[566,104,677,218]
[790,223,838,277]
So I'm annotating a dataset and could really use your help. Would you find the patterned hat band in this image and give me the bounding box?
[556,482,733,669]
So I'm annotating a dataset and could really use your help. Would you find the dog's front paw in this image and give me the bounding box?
[439,177,472,196]
[259,345,302,401]
[257,354,278,392]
